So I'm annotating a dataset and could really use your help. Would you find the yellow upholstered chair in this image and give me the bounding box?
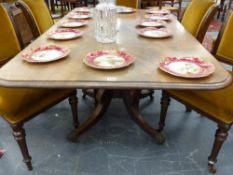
[0,2,22,66]
[116,0,138,8]
[18,0,53,34]
[0,3,78,170]
[158,11,233,173]
[181,0,215,38]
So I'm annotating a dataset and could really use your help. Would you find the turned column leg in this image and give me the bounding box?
[208,124,231,173]
[11,124,32,170]
[157,90,170,132]
[69,90,79,128]
[67,89,112,142]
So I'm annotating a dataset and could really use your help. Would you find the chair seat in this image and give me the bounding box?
[168,71,233,124]
[0,88,74,124]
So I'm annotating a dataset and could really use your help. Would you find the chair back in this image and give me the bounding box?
[116,0,138,8]
[181,0,215,37]
[212,11,233,65]
[15,0,40,39]
[17,0,53,34]
[196,4,218,42]
[0,3,23,65]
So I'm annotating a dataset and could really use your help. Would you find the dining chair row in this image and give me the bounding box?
[0,0,78,170]
[158,7,233,174]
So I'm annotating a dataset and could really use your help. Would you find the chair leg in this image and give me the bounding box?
[68,90,79,128]
[208,124,231,173]
[158,90,170,132]
[61,1,64,16]
[10,124,32,170]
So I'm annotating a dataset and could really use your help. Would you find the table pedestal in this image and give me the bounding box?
[68,89,165,144]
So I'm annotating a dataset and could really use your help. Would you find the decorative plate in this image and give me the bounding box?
[59,19,88,28]
[74,7,90,13]
[21,45,70,63]
[159,57,215,78]
[145,14,171,21]
[83,50,135,70]
[68,12,92,19]
[138,27,172,38]
[146,9,170,15]
[138,19,167,27]
[47,28,83,40]
[117,6,135,13]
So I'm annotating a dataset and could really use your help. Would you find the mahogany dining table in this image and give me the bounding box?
[0,9,231,143]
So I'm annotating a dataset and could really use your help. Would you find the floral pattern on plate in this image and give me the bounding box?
[59,19,88,28]
[117,6,136,13]
[83,50,135,70]
[68,12,92,19]
[145,9,170,15]
[138,19,167,27]
[138,27,172,38]
[21,45,70,63]
[47,28,83,40]
[145,14,172,21]
[159,57,215,78]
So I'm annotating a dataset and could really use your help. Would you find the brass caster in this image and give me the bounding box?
[208,164,217,174]
[25,161,33,171]
[154,133,166,144]
[67,131,79,143]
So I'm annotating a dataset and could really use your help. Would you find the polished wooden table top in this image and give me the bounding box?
[0,10,231,89]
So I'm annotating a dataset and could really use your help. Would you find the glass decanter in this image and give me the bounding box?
[95,0,117,43]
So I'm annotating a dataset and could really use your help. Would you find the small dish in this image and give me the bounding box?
[138,19,167,27]
[145,9,170,15]
[145,14,172,21]
[47,28,83,40]
[73,7,90,13]
[21,45,70,63]
[117,6,136,13]
[159,57,215,78]
[59,19,88,28]
[68,12,92,19]
[83,50,135,70]
[138,27,172,38]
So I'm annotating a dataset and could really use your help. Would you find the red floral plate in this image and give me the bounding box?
[159,57,215,78]
[145,9,170,15]
[117,6,136,13]
[21,45,70,63]
[68,12,92,19]
[83,50,135,70]
[138,19,167,27]
[59,19,88,28]
[145,14,172,21]
[47,28,83,40]
[138,27,172,38]
[74,7,90,13]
